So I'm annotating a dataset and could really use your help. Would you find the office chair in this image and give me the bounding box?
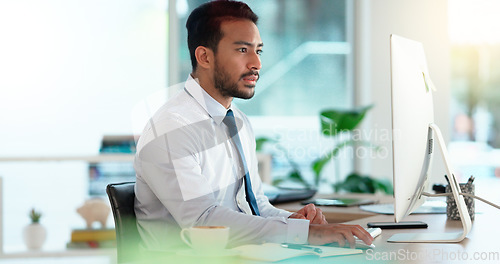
[106,182,141,263]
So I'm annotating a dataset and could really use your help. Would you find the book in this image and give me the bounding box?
[71,228,116,242]
[234,243,362,262]
[99,135,136,153]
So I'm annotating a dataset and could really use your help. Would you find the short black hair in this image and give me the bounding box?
[186,0,258,71]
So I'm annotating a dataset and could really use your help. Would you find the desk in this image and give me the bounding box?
[133,199,500,264]
[275,190,500,263]
[130,183,500,264]
[340,213,500,263]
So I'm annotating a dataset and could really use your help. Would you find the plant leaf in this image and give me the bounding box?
[255,137,276,151]
[312,140,358,186]
[289,170,310,188]
[272,178,285,186]
[373,178,394,194]
[320,105,373,137]
[333,172,393,194]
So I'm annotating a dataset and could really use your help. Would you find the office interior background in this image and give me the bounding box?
[0,0,499,262]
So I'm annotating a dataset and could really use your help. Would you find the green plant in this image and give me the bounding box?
[29,208,42,224]
[255,104,393,194]
[334,173,393,194]
[312,105,374,186]
[272,158,310,188]
[255,137,275,152]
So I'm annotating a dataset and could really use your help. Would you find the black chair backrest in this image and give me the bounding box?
[106,182,141,263]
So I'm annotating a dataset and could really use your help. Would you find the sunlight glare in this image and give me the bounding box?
[449,0,500,44]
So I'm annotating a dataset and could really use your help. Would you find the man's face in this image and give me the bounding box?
[213,19,262,100]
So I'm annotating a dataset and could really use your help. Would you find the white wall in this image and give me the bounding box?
[0,0,167,157]
[354,0,450,184]
[0,0,168,251]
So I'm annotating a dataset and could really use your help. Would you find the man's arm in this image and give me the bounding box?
[136,116,307,247]
[137,111,372,249]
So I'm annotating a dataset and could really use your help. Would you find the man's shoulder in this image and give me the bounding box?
[136,90,210,143]
[153,90,207,123]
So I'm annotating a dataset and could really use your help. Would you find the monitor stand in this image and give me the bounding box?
[388,123,472,243]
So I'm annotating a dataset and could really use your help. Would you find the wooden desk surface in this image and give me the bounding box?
[338,210,500,263]
[136,210,500,264]
[132,180,500,264]
[274,185,500,263]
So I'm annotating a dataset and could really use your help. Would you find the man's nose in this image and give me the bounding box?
[248,51,262,71]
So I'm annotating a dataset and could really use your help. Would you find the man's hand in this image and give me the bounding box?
[289,203,328,224]
[308,223,374,248]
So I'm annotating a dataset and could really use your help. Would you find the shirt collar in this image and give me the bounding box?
[184,74,228,125]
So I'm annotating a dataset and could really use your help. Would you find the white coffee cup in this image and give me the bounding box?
[180,226,229,253]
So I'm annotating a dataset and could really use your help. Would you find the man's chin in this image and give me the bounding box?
[236,94,254,100]
[235,87,255,100]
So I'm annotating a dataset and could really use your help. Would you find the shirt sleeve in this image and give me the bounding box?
[286,218,310,244]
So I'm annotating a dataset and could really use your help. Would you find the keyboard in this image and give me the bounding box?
[326,227,382,249]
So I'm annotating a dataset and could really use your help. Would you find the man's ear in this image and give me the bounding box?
[194,46,213,69]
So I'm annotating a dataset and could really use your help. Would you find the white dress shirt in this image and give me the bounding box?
[134,75,309,251]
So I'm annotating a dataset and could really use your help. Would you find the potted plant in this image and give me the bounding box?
[311,105,373,186]
[256,105,392,194]
[23,208,47,250]
[311,105,392,194]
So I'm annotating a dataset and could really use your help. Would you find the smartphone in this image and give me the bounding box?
[367,221,428,229]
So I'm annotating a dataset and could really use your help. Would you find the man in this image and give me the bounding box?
[134,0,373,252]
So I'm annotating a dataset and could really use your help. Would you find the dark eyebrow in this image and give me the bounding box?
[233,41,264,48]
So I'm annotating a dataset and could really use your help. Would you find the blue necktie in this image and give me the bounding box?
[224,110,260,216]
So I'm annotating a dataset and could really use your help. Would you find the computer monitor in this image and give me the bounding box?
[388,34,472,243]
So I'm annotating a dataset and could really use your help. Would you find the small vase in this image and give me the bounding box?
[23,223,47,250]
